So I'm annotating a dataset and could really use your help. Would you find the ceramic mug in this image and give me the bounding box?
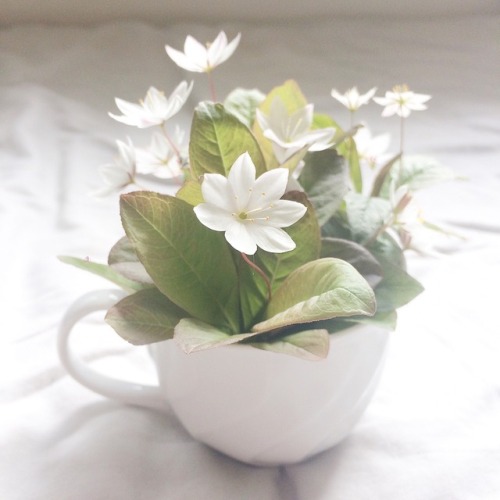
[58,289,390,466]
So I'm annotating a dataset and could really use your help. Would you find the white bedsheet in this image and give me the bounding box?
[1,15,499,500]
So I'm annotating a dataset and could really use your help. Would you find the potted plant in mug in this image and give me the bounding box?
[58,31,455,465]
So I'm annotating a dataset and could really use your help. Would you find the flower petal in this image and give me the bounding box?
[256,199,307,228]
[246,225,296,253]
[227,152,256,211]
[247,168,288,209]
[193,203,235,231]
[165,44,204,72]
[200,173,237,212]
[225,221,257,255]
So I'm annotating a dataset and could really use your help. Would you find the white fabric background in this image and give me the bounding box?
[1,14,499,500]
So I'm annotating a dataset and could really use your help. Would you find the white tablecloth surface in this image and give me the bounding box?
[1,14,499,499]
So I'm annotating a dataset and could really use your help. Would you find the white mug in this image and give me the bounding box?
[58,289,390,466]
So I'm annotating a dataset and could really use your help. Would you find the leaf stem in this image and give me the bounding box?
[241,253,272,302]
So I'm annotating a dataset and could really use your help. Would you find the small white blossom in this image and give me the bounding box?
[256,98,335,164]
[94,139,136,196]
[109,81,193,128]
[331,87,376,111]
[135,130,185,179]
[354,127,391,168]
[166,32,241,73]
[193,152,307,255]
[374,85,431,118]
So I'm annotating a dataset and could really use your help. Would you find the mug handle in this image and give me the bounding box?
[58,289,166,411]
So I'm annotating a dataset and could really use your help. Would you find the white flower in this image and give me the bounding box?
[109,81,193,128]
[94,139,136,196]
[166,32,241,73]
[331,87,376,111]
[374,85,431,118]
[256,98,335,164]
[193,152,307,255]
[354,127,391,168]
[135,130,185,179]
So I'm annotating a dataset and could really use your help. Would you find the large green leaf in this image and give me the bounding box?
[253,258,376,333]
[337,137,362,192]
[189,101,266,178]
[57,255,147,293]
[299,149,348,226]
[175,179,203,206]
[343,192,392,245]
[378,155,456,197]
[108,236,154,285]
[374,262,424,311]
[174,318,330,361]
[250,328,330,360]
[120,192,240,333]
[174,318,256,353]
[105,288,185,345]
[321,237,382,288]
[224,88,265,128]
[238,191,321,330]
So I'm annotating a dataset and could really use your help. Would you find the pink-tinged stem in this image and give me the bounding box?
[241,253,272,302]
[207,71,217,102]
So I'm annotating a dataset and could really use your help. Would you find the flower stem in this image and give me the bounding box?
[241,253,272,302]
[207,70,217,102]
[399,115,405,156]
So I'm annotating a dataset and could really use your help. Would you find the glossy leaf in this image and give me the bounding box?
[343,192,392,245]
[189,101,266,178]
[57,255,146,293]
[174,318,256,353]
[374,262,424,311]
[321,237,382,288]
[253,258,376,333]
[224,88,265,128]
[120,191,240,333]
[175,179,204,206]
[251,328,330,360]
[299,149,348,226]
[105,288,185,345]
[379,155,456,197]
[108,236,154,285]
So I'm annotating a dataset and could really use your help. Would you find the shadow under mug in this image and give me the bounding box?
[58,288,390,466]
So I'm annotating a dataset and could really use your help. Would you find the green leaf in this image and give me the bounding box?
[370,153,402,197]
[367,232,407,270]
[321,237,382,288]
[120,192,240,333]
[343,192,392,245]
[58,255,146,293]
[174,318,256,353]
[224,88,265,128]
[374,262,424,311]
[337,137,362,192]
[378,155,456,197]
[250,328,330,360]
[175,179,204,206]
[253,258,376,333]
[322,309,398,333]
[175,318,330,361]
[108,236,154,285]
[105,288,186,345]
[238,191,321,330]
[299,149,348,226]
[189,101,266,178]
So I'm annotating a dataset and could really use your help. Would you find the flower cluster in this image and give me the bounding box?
[65,32,454,360]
